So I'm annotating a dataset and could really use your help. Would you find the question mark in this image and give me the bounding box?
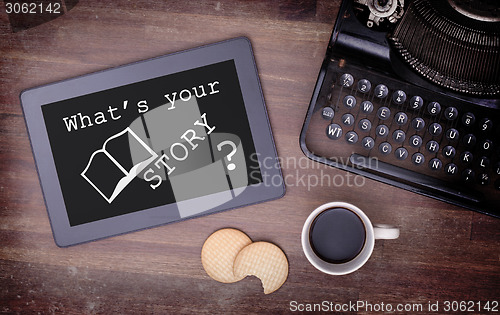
[217,140,237,171]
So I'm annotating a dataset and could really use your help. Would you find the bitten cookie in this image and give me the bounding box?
[233,241,288,294]
[201,228,252,283]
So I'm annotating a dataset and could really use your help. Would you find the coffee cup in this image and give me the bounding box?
[301,202,399,275]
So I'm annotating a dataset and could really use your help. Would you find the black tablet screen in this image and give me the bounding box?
[42,60,262,226]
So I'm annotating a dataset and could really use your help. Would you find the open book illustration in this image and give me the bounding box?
[81,127,158,204]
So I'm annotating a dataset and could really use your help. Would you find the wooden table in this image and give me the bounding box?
[1,1,499,313]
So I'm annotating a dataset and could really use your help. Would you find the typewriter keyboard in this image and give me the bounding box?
[302,59,500,217]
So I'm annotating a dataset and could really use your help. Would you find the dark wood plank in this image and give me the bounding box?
[1,1,499,313]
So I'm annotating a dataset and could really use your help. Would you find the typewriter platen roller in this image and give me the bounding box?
[300,0,500,217]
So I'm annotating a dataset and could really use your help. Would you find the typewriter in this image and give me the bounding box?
[300,0,500,217]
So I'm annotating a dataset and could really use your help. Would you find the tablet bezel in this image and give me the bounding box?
[20,37,285,247]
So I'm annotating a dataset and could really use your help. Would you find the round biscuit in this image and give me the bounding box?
[201,228,252,283]
[233,241,288,294]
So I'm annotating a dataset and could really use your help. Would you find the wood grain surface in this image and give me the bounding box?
[1,1,499,314]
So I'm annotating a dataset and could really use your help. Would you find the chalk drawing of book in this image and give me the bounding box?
[81,127,158,204]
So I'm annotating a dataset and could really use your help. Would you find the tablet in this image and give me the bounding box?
[20,37,285,247]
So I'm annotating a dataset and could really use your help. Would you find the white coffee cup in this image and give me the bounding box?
[301,202,399,275]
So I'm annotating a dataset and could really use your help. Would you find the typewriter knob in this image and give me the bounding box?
[354,0,405,28]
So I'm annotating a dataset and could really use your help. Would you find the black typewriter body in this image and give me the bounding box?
[300,0,500,217]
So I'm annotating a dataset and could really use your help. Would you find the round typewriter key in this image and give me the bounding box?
[410,135,423,148]
[463,134,476,147]
[446,128,459,141]
[361,101,374,114]
[321,107,335,120]
[345,131,359,144]
[376,124,389,137]
[445,163,458,175]
[411,117,425,131]
[428,123,442,136]
[392,130,406,143]
[341,113,354,126]
[375,124,389,137]
[444,107,458,120]
[427,102,441,116]
[460,151,473,164]
[357,79,371,93]
[426,140,439,153]
[442,145,456,159]
[481,139,492,152]
[462,112,475,127]
[394,112,408,126]
[480,118,493,132]
[478,173,490,185]
[362,137,375,150]
[412,152,425,165]
[339,73,354,87]
[343,95,357,108]
[377,107,391,120]
[410,96,423,110]
[379,142,392,155]
[462,169,475,183]
[359,119,372,132]
[478,156,490,168]
[395,147,408,160]
[429,158,442,171]
[392,90,407,105]
[326,124,343,140]
[374,84,388,98]
[495,162,500,175]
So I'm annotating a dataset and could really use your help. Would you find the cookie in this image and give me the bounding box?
[233,241,288,294]
[201,228,252,283]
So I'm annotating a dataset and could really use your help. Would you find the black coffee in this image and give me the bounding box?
[309,207,366,263]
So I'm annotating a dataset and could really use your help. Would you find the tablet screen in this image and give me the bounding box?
[42,60,263,226]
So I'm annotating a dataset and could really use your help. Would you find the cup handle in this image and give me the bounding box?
[373,224,400,240]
